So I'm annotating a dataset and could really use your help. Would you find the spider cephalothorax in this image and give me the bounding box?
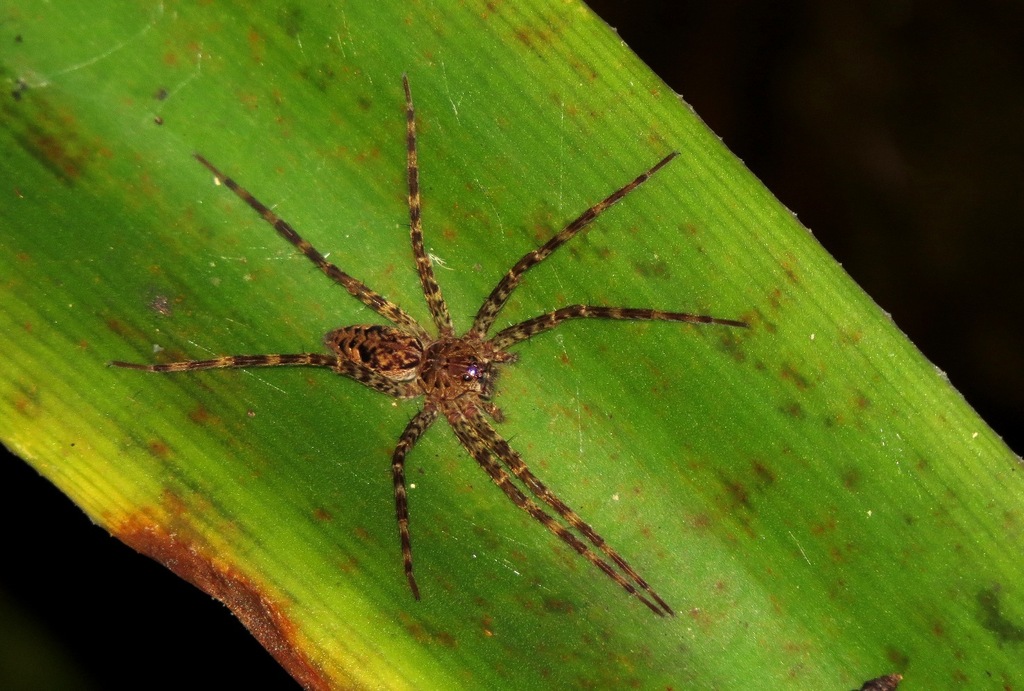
[420,338,513,408]
[113,76,747,616]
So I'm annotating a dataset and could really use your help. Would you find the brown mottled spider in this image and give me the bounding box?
[112,76,748,617]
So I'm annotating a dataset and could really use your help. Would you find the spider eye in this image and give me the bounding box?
[462,364,480,382]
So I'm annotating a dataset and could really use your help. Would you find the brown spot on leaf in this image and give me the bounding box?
[239,91,260,111]
[978,585,1024,644]
[335,554,359,575]
[780,362,811,390]
[689,512,712,531]
[541,597,576,615]
[719,331,747,363]
[513,28,535,50]
[398,612,459,647]
[842,467,862,491]
[313,508,333,522]
[780,254,800,285]
[188,405,221,427]
[719,474,750,509]
[106,318,129,337]
[751,459,776,486]
[113,513,330,690]
[885,646,909,669]
[147,439,170,458]
[162,49,178,66]
[840,328,864,346]
[14,394,34,415]
[34,133,84,180]
[247,28,265,62]
[853,392,871,411]
[631,257,671,280]
[781,401,805,419]
[811,515,837,536]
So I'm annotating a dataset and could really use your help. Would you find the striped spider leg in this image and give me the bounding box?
[112,75,748,617]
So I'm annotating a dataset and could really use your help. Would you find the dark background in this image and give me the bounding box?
[3,2,1021,687]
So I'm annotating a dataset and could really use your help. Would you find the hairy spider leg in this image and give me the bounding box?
[110,354,420,398]
[466,411,674,615]
[193,153,430,341]
[111,353,339,371]
[391,405,440,600]
[469,151,680,337]
[403,75,454,337]
[491,305,748,351]
[447,409,669,616]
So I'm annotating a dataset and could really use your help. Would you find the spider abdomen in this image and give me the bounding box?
[325,325,422,382]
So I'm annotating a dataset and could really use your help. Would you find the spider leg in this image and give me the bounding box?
[194,154,429,341]
[469,152,678,338]
[466,411,674,616]
[491,304,748,350]
[110,353,419,398]
[391,405,439,600]
[402,76,455,337]
[447,409,670,616]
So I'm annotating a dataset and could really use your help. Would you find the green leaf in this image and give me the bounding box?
[1,1,1020,688]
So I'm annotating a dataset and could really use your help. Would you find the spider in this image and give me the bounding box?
[112,76,748,617]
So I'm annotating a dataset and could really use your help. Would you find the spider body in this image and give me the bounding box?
[325,325,510,408]
[113,76,748,617]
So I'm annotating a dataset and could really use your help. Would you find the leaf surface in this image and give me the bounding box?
[1,2,1020,688]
